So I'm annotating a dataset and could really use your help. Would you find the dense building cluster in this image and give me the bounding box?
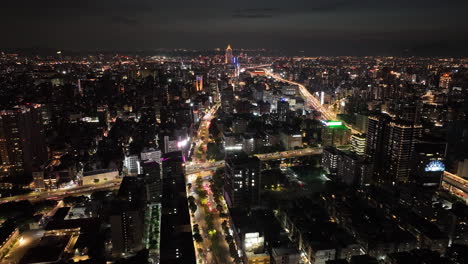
[0,49,467,264]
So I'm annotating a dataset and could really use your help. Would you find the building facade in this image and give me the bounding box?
[224,153,261,208]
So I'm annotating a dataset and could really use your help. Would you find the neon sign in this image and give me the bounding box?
[425,160,445,172]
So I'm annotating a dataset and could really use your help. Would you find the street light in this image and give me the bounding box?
[19,236,25,246]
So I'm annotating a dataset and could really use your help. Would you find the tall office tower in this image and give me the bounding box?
[277,99,289,121]
[383,120,422,183]
[110,202,145,255]
[224,153,261,208]
[351,134,366,156]
[439,73,451,93]
[221,84,235,112]
[0,105,47,178]
[195,75,203,92]
[225,44,233,64]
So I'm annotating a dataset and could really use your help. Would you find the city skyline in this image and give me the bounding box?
[1,0,468,56]
[1,2,468,264]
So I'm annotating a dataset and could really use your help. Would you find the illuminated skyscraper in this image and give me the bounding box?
[195,75,203,91]
[0,105,47,178]
[439,73,451,93]
[225,44,233,64]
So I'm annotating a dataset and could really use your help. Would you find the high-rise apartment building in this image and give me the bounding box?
[351,134,366,156]
[337,151,372,187]
[322,147,341,175]
[141,161,162,203]
[110,202,145,255]
[365,114,391,180]
[0,105,47,178]
[160,151,196,263]
[365,114,422,184]
[384,120,422,183]
[224,153,261,208]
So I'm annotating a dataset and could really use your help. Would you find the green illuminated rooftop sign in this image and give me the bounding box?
[325,121,343,127]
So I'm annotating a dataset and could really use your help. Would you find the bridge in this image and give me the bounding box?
[185,147,322,175]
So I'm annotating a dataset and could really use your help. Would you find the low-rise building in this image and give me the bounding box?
[280,130,302,150]
[271,246,301,264]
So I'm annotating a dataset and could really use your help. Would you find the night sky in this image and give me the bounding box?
[2,0,468,56]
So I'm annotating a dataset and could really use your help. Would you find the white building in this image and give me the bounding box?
[140,148,162,163]
[280,131,302,150]
[351,134,366,156]
[124,155,141,175]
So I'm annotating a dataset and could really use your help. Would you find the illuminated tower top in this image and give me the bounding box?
[225,44,233,64]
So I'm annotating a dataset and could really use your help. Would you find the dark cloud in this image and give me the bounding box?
[111,16,141,27]
[233,8,280,17]
[232,14,274,19]
[0,0,467,55]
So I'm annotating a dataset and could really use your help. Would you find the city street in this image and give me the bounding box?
[193,103,220,163]
[186,102,234,264]
[187,173,233,264]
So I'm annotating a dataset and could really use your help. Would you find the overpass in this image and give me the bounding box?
[241,64,272,70]
[185,147,322,175]
[0,179,122,204]
[255,147,322,161]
